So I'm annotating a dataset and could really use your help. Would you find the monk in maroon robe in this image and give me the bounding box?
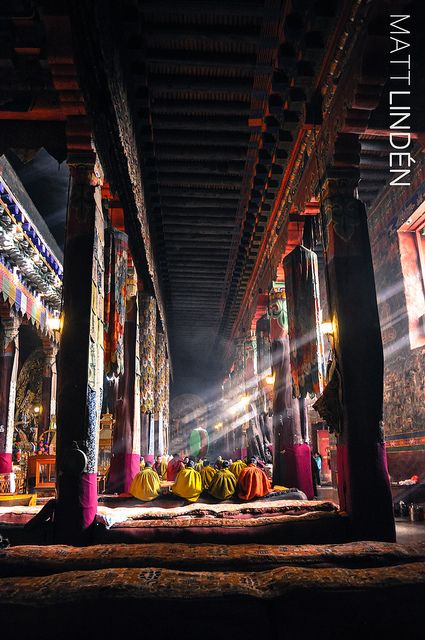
[167,453,185,481]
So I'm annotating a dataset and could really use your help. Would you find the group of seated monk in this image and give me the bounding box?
[130,455,271,503]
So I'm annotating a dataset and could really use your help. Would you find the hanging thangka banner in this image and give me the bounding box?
[139,294,156,414]
[104,228,128,377]
[256,314,272,376]
[283,245,325,398]
[155,332,166,416]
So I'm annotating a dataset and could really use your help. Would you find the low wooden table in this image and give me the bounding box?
[0,493,37,507]
[160,481,174,495]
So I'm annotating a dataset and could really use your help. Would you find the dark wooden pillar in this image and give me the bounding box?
[55,153,104,544]
[0,311,20,475]
[321,156,395,541]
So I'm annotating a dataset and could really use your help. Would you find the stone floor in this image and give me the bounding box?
[395,518,425,543]
[317,485,425,543]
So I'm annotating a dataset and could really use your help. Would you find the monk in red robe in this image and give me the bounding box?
[236,456,271,501]
[167,453,185,481]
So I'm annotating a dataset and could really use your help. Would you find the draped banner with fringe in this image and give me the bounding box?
[283,246,324,398]
[104,229,128,378]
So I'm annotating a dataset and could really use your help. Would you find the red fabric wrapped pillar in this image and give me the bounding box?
[272,336,314,498]
[54,155,104,544]
[317,158,395,541]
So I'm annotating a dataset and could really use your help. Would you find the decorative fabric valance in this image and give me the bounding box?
[0,260,52,334]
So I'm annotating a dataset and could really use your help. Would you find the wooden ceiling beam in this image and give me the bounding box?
[152,130,250,145]
[138,1,269,18]
[150,99,251,115]
[155,147,247,160]
[157,174,242,187]
[159,187,240,198]
[152,116,250,132]
[155,160,245,175]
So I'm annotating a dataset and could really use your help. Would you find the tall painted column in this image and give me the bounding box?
[163,358,170,454]
[0,311,21,477]
[40,341,58,433]
[55,154,104,544]
[317,161,395,541]
[155,332,166,456]
[139,293,156,463]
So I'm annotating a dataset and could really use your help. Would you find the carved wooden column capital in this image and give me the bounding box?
[0,313,21,351]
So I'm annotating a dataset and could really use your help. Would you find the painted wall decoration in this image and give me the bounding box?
[366,154,425,475]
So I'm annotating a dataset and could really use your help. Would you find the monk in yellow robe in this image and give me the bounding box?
[172,459,202,502]
[200,459,217,490]
[208,460,237,500]
[195,459,204,473]
[129,462,160,502]
[237,457,271,501]
[229,459,247,480]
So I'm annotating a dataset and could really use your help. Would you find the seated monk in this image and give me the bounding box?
[139,456,145,470]
[153,454,167,480]
[200,459,217,490]
[195,458,204,473]
[167,453,185,481]
[208,460,237,500]
[172,459,202,503]
[129,462,160,502]
[237,456,271,501]
[229,459,247,480]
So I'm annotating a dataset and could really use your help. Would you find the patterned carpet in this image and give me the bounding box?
[1,541,425,639]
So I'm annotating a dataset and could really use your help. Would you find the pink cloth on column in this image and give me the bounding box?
[337,443,350,513]
[281,443,314,499]
[0,453,12,474]
[108,452,140,493]
[144,454,154,464]
[80,472,98,530]
[124,453,140,492]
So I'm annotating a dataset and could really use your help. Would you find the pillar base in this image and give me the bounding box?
[0,453,12,475]
[54,472,97,545]
[337,442,396,542]
[281,443,314,499]
[108,453,140,493]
